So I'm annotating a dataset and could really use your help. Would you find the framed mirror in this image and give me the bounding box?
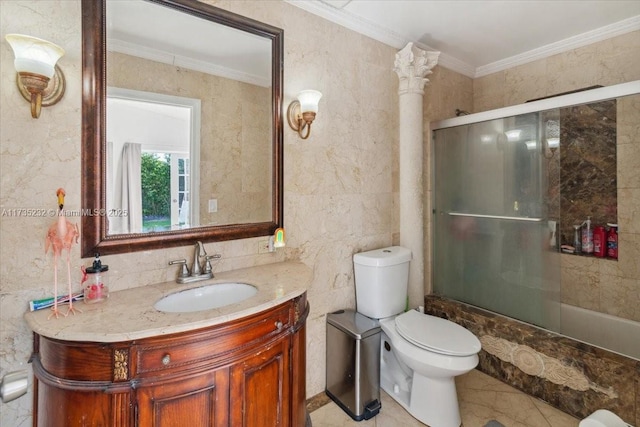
[81,0,283,257]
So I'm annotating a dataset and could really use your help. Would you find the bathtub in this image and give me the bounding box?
[560,303,640,361]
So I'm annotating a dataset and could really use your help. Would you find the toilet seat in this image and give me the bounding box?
[395,310,481,356]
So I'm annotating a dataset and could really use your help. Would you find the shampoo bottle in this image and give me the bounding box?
[582,217,593,254]
[593,225,606,257]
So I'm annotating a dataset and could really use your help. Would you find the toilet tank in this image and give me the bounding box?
[353,246,412,319]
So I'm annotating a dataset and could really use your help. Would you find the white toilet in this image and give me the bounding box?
[580,409,633,427]
[354,246,481,427]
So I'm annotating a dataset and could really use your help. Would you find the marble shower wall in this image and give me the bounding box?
[471,32,640,322]
[557,100,617,247]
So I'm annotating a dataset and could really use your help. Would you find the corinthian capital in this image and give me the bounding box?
[394,42,440,95]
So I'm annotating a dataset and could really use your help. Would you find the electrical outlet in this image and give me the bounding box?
[258,239,270,254]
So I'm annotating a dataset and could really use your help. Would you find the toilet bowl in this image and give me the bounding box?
[379,310,480,427]
[580,409,632,427]
[353,246,482,427]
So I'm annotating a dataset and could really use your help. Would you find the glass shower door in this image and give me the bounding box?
[432,113,560,330]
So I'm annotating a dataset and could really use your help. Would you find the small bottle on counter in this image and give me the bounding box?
[593,225,606,257]
[82,253,109,304]
[606,224,618,259]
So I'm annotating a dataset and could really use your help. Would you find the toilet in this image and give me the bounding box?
[580,409,632,427]
[354,246,481,427]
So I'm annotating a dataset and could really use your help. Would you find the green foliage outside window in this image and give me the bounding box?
[141,153,170,219]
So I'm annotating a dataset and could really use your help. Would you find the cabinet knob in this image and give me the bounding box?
[161,354,171,365]
[275,321,283,330]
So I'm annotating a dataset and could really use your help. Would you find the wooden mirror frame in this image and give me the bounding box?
[81,0,284,257]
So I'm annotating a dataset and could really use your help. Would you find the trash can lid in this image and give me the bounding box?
[327,309,380,339]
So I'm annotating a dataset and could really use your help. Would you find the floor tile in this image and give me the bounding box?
[309,369,580,427]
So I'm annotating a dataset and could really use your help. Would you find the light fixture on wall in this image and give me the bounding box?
[5,34,66,119]
[287,90,322,139]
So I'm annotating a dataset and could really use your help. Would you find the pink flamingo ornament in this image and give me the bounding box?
[44,188,80,318]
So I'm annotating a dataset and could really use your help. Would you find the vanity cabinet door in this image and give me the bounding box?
[136,368,229,427]
[229,337,291,427]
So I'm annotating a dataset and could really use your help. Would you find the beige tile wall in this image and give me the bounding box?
[473,31,640,111]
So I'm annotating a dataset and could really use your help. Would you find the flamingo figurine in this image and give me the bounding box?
[45,188,80,318]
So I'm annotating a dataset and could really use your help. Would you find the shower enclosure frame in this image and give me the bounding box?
[431,81,639,132]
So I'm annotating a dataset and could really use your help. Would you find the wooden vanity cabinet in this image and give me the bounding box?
[31,294,308,427]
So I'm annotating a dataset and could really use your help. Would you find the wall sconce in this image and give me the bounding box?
[5,34,66,119]
[287,90,322,139]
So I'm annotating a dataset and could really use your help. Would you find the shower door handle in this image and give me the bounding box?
[448,212,544,222]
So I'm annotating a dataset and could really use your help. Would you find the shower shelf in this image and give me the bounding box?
[448,212,544,222]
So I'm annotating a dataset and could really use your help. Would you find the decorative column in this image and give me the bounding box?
[394,43,439,309]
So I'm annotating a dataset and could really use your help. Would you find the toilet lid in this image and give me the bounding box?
[395,310,481,356]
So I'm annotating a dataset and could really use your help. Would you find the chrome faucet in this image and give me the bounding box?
[192,241,205,276]
[169,241,221,284]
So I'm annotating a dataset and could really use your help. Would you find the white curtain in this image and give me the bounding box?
[113,142,142,234]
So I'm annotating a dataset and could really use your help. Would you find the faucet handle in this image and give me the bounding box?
[203,254,221,274]
[168,259,190,278]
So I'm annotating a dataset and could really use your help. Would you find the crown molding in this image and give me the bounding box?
[286,0,409,49]
[108,39,271,88]
[421,47,476,78]
[475,15,640,78]
[286,1,639,80]
[287,0,476,76]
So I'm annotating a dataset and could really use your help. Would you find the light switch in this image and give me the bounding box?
[208,199,218,213]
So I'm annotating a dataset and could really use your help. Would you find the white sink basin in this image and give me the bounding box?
[154,282,257,313]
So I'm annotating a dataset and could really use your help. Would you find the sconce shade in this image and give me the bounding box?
[297,90,322,114]
[287,89,322,140]
[5,34,66,118]
[5,34,64,78]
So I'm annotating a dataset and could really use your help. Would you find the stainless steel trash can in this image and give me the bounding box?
[326,309,381,421]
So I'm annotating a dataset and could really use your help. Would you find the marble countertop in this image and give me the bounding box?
[24,261,312,343]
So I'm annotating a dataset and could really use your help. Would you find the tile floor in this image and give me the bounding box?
[310,369,580,427]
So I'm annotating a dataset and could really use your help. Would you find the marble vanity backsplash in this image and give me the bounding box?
[424,294,640,426]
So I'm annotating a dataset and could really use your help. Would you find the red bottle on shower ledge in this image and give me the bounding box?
[593,225,606,257]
